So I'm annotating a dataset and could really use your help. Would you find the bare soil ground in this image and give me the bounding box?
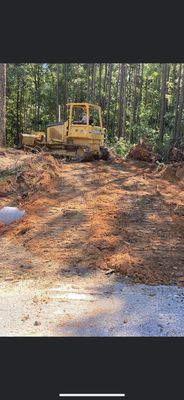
[0,148,184,286]
[0,148,184,335]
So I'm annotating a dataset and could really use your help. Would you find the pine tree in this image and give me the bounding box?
[159,63,168,142]
[0,63,6,146]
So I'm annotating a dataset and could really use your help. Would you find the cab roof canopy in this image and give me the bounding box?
[67,103,100,109]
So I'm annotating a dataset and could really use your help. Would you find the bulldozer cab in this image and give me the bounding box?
[67,103,103,135]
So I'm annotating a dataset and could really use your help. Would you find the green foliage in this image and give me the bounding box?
[111,138,131,158]
[154,133,172,161]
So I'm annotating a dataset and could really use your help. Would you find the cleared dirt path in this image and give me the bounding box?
[0,152,184,335]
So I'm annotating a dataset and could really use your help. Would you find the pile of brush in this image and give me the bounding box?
[127,139,156,162]
[169,145,184,162]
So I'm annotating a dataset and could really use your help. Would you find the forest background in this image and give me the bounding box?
[1,63,184,160]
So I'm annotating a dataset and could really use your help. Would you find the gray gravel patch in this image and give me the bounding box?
[0,271,183,336]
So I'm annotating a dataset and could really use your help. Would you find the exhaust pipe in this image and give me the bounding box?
[58,104,61,122]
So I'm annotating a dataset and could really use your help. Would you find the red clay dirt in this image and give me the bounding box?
[0,148,184,286]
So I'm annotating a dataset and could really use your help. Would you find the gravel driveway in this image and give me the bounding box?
[0,271,183,336]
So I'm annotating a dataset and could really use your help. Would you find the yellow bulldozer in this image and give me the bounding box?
[19,103,109,161]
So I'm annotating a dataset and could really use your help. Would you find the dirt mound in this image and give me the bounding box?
[127,139,156,162]
[16,153,61,190]
[155,162,184,182]
[4,153,62,194]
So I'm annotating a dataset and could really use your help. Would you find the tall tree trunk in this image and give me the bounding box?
[63,64,68,120]
[159,63,168,143]
[0,63,6,146]
[32,64,42,130]
[144,75,148,107]
[98,63,102,106]
[130,64,138,142]
[173,63,182,141]
[157,64,161,92]
[87,63,90,102]
[112,64,120,135]
[172,63,177,108]
[74,64,80,102]
[19,84,24,133]
[122,64,127,138]
[15,66,21,146]
[90,64,94,102]
[22,74,26,132]
[106,63,113,130]
[56,64,59,121]
[16,85,20,144]
[20,68,26,133]
[37,64,41,127]
[101,64,107,111]
[92,63,96,102]
[165,64,170,112]
[118,63,126,138]
[137,63,144,125]
[175,64,184,142]
[132,64,138,124]
[156,64,162,126]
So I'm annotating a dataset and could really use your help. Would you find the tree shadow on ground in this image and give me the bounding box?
[52,278,184,336]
